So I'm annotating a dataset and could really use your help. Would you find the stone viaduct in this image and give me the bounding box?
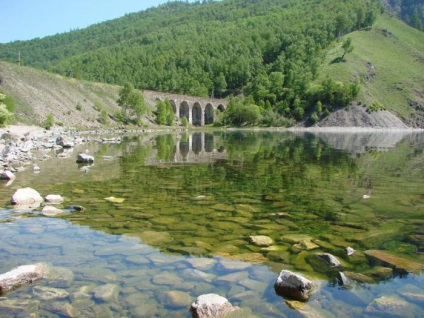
[143,90,227,126]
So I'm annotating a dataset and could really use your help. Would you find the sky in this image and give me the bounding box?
[0,0,195,43]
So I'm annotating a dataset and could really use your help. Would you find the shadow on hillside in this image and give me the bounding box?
[329,56,346,64]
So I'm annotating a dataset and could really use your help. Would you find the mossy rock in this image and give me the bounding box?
[267,251,291,263]
[305,254,344,276]
[363,266,393,281]
[343,271,375,284]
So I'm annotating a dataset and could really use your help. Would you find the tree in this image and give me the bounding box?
[117,83,146,125]
[341,38,353,59]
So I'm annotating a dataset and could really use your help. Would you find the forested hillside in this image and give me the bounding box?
[383,0,424,30]
[0,0,382,125]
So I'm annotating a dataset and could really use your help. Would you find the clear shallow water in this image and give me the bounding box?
[0,130,423,317]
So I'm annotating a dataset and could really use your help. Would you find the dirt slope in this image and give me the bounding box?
[0,61,123,128]
[315,104,409,128]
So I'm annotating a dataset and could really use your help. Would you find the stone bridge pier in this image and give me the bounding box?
[143,90,227,126]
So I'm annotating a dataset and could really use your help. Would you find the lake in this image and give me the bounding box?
[0,130,423,317]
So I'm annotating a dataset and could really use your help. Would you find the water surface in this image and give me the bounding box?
[0,130,423,317]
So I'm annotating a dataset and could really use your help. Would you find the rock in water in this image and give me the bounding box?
[76,153,94,163]
[274,270,314,302]
[45,194,64,204]
[11,187,43,205]
[316,253,341,267]
[190,293,237,318]
[0,263,49,295]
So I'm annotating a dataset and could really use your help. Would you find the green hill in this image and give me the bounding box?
[320,14,424,127]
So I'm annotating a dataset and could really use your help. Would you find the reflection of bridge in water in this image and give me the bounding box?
[173,132,226,163]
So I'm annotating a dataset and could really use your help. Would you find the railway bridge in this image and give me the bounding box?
[143,90,227,126]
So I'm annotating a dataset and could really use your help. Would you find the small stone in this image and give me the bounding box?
[249,235,274,247]
[42,206,64,217]
[45,194,64,204]
[190,294,238,318]
[345,247,356,256]
[104,197,125,203]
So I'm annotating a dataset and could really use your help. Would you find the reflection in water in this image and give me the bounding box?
[0,130,423,317]
[161,131,227,163]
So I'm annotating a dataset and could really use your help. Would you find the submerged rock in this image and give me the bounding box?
[11,187,43,205]
[249,235,274,247]
[365,295,416,318]
[316,253,341,267]
[190,293,238,318]
[42,206,64,217]
[274,270,314,302]
[0,263,49,295]
[364,250,423,274]
[33,286,69,300]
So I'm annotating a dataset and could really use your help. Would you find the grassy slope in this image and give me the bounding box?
[0,61,123,128]
[320,14,424,124]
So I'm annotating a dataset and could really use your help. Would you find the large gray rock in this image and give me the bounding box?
[0,263,49,295]
[56,136,75,148]
[274,270,314,302]
[0,170,15,180]
[190,293,237,318]
[76,153,94,163]
[11,187,43,205]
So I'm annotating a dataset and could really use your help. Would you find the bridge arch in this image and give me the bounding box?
[205,103,214,125]
[180,102,190,122]
[192,103,202,126]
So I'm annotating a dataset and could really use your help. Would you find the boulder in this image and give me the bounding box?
[190,294,238,318]
[316,253,341,267]
[56,136,75,148]
[274,270,314,302]
[0,263,49,295]
[0,170,15,180]
[76,153,94,163]
[45,194,64,204]
[11,187,43,205]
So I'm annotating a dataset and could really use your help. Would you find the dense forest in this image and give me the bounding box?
[0,0,382,124]
[384,0,424,30]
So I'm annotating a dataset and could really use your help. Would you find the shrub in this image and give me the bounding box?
[44,113,54,130]
[76,103,82,111]
[181,116,189,127]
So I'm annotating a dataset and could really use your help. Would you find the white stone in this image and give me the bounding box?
[11,187,43,205]
[45,194,64,204]
[190,293,237,318]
